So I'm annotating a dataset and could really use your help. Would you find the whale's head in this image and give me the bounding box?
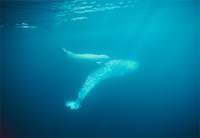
[105,60,139,77]
[99,55,110,62]
[124,60,139,74]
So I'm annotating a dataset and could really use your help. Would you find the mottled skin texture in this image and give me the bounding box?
[66,60,139,110]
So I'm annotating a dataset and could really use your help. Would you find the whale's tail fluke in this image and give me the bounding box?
[65,101,81,110]
[60,47,76,59]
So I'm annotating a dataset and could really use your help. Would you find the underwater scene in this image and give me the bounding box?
[1,0,199,137]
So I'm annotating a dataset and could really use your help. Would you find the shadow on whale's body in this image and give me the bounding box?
[61,48,139,110]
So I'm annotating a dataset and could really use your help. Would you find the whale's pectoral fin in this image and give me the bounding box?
[96,61,102,64]
[65,101,81,110]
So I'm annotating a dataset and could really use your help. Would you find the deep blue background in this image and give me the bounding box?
[1,0,199,137]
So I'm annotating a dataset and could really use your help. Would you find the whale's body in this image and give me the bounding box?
[61,48,109,63]
[66,59,139,110]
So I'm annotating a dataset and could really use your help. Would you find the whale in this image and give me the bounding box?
[61,47,109,64]
[66,59,139,110]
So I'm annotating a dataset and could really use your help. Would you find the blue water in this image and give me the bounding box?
[1,0,199,137]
